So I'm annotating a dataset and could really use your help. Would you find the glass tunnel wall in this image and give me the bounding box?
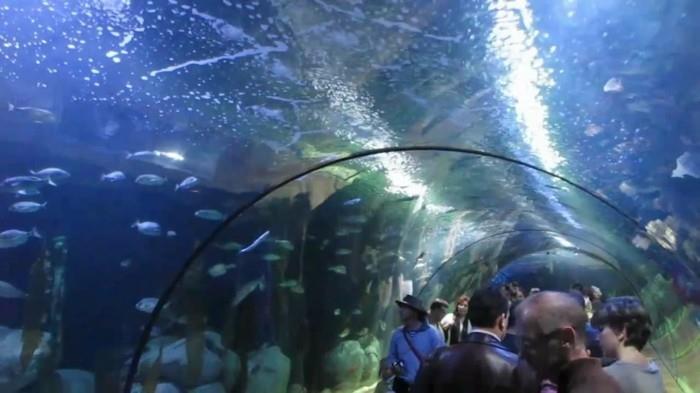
[126,150,696,393]
[1,0,700,393]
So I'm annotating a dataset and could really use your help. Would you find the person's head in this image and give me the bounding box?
[466,287,510,338]
[455,294,470,317]
[396,295,428,324]
[517,291,589,379]
[592,296,652,359]
[528,288,541,297]
[588,286,603,302]
[429,298,449,323]
[570,283,584,294]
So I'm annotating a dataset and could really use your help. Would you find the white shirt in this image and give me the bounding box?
[469,328,502,342]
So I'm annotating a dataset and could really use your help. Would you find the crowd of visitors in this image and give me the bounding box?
[381,282,666,393]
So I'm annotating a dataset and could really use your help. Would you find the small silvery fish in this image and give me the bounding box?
[132,221,162,236]
[175,176,199,191]
[232,276,265,306]
[352,309,362,315]
[342,215,367,224]
[126,151,158,160]
[120,259,132,268]
[135,297,159,313]
[166,230,177,237]
[208,263,236,278]
[0,280,26,298]
[101,171,126,182]
[239,230,270,254]
[343,198,362,206]
[9,201,46,213]
[335,249,352,256]
[8,103,57,124]
[275,240,295,251]
[357,328,369,336]
[0,228,41,248]
[278,280,299,288]
[135,174,167,186]
[603,77,623,93]
[3,175,54,187]
[195,209,225,221]
[334,309,341,316]
[15,187,41,197]
[338,328,350,338]
[328,265,347,275]
[30,167,70,181]
[262,253,281,262]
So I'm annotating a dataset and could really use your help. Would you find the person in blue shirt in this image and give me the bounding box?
[382,295,445,393]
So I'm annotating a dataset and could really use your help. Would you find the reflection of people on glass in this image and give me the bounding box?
[382,295,445,393]
[441,295,471,345]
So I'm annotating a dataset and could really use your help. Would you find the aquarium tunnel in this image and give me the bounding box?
[1,0,700,392]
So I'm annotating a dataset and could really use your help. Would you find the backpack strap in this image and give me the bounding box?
[402,328,425,364]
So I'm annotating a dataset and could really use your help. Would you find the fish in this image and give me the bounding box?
[342,215,367,224]
[7,103,57,123]
[357,328,369,336]
[334,309,341,316]
[335,249,352,256]
[126,151,158,160]
[208,263,236,278]
[343,198,362,206]
[2,175,55,188]
[135,297,159,313]
[166,230,177,237]
[232,276,265,306]
[0,281,26,298]
[338,328,350,338]
[9,201,46,213]
[239,230,270,253]
[14,187,41,197]
[347,227,362,234]
[132,221,162,236]
[0,228,41,248]
[335,228,350,237]
[366,281,373,294]
[175,176,199,191]
[603,77,624,93]
[275,240,295,251]
[279,280,300,288]
[262,253,281,262]
[290,285,305,294]
[30,168,70,182]
[328,265,347,275]
[195,209,226,221]
[215,241,242,251]
[585,124,603,137]
[127,150,184,161]
[135,174,167,186]
[352,309,362,316]
[101,171,126,182]
[120,259,132,268]
[379,321,387,331]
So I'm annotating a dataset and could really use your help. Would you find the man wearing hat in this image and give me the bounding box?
[382,295,445,393]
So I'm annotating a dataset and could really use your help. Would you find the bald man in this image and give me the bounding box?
[517,291,623,393]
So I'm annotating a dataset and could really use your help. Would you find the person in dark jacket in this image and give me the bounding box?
[517,291,623,393]
[413,287,517,393]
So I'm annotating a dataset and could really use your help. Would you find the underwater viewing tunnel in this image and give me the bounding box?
[1,0,700,392]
